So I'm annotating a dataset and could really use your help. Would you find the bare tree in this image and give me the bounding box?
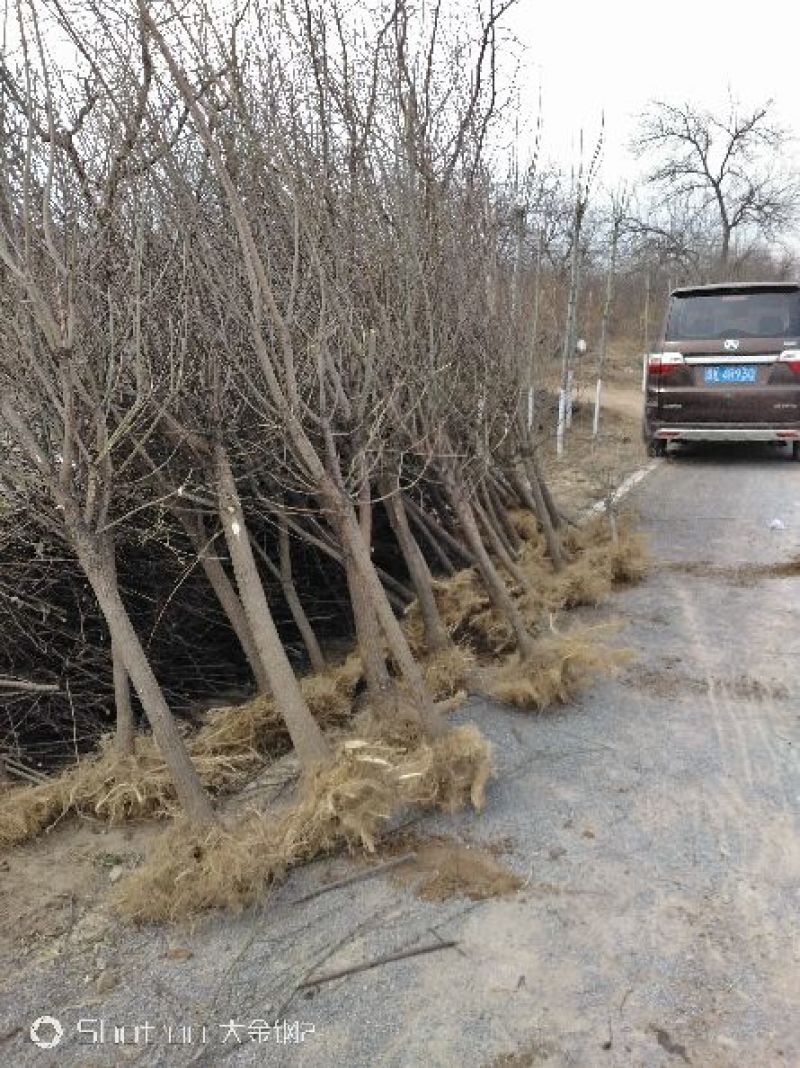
[556,127,603,456]
[633,98,798,272]
[0,0,579,796]
[592,186,629,439]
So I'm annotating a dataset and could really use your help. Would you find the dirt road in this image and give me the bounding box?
[2,442,800,1066]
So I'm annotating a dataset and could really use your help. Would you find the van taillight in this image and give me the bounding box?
[648,354,684,375]
[778,350,800,373]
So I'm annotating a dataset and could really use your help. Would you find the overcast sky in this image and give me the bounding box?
[505,0,799,181]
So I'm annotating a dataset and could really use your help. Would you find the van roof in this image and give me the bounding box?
[671,281,800,297]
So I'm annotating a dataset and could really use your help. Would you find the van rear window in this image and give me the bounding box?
[666,291,800,341]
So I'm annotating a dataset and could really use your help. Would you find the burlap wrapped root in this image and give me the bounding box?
[486,624,631,709]
[0,655,366,849]
[114,722,492,922]
[0,734,254,848]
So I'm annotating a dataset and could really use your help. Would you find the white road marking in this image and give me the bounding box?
[583,459,659,518]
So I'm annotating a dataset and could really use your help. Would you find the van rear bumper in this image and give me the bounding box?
[648,425,800,443]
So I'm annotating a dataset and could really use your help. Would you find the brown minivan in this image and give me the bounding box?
[643,282,800,459]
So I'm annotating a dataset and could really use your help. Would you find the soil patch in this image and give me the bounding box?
[486,1038,559,1066]
[0,818,157,969]
[624,666,789,702]
[721,674,789,701]
[386,833,522,902]
[624,666,708,699]
[542,390,647,516]
[661,558,800,585]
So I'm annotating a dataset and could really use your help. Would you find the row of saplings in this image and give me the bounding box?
[0,502,645,922]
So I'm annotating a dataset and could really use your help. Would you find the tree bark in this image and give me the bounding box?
[485,480,522,554]
[213,443,329,768]
[474,499,533,592]
[177,509,271,693]
[73,529,215,824]
[380,474,450,652]
[321,481,446,738]
[260,509,410,613]
[277,516,327,674]
[478,486,518,561]
[404,496,475,567]
[329,474,391,698]
[352,478,397,700]
[513,460,564,571]
[526,448,562,531]
[247,521,329,676]
[407,499,456,576]
[442,467,535,657]
[112,639,135,757]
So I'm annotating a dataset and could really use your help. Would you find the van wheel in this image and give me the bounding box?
[792,442,800,461]
[647,439,667,458]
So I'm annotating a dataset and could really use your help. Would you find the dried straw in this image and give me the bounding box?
[485,623,631,709]
[114,722,492,922]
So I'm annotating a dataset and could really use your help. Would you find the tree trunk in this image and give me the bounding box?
[322,481,446,738]
[259,509,410,614]
[346,469,393,697]
[720,225,731,270]
[177,510,271,694]
[380,474,450,652]
[213,443,329,768]
[513,460,564,571]
[489,470,519,510]
[478,485,519,560]
[474,498,533,592]
[526,448,562,531]
[112,639,134,757]
[329,478,391,699]
[73,529,215,824]
[407,498,456,576]
[486,481,522,554]
[375,566,414,606]
[405,495,475,567]
[248,518,329,676]
[277,516,327,674]
[441,468,535,657]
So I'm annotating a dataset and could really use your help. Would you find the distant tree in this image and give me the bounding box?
[632,98,798,271]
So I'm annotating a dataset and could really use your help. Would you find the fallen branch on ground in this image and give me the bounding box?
[299,938,458,988]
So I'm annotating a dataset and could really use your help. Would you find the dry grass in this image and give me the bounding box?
[114,721,492,922]
[405,567,517,655]
[0,734,254,849]
[484,623,631,710]
[192,652,362,760]
[432,569,492,637]
[514,512,649,620]
[410,511,647,658]
[0,655,365,849]
[420,644,475,700]
[509,509,546,546]
[563,514,649,586]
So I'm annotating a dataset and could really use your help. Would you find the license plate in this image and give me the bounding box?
[704,365,758,384]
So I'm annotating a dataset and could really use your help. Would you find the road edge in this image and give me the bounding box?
[582,459,659,519]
